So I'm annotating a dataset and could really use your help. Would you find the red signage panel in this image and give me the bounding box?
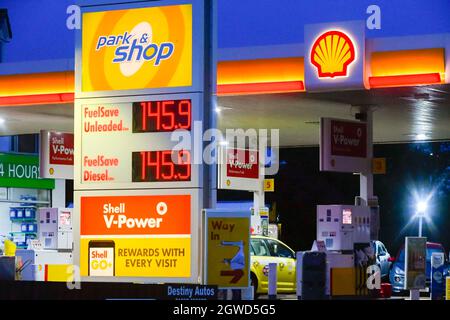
[330,120,367,158]
[80,194,191,236]
[226,149,259,179]
[49,132,74,165]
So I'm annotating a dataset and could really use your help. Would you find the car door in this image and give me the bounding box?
[250,238,272,289]
[265,239,296,291]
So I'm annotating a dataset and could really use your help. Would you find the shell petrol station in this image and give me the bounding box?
[0,0,449,300]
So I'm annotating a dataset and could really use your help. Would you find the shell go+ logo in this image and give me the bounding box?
[310,30,356,79]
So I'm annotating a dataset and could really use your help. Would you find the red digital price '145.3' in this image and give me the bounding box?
[132,150,191,182]
[132,99,191,133]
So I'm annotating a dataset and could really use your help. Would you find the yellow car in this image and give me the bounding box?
[250,235,297,295]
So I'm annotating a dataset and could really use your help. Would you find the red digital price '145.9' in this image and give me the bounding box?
[132,99,191,133]
[132,150,191,182]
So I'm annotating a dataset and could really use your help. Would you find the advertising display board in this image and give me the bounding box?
[0,153,54,189]
[74,0,215,284]
[404,237,427,290]
[74,93,202,190]
[304,20,368,92]
[431,252,445,300]
[204,209,250,288]
[218,148,260,191]
[76,188,201,282]
[78,2,202,97]
[40,130,74,179]
[320,118,369,173]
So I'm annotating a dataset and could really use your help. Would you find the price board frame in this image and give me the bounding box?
[74,93,203,190]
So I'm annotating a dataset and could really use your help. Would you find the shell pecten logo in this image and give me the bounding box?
[310,30,356,78]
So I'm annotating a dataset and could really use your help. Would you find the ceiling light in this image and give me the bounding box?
[415,134,428,141]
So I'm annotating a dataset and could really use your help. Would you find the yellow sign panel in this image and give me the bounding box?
[372,158,386,174]
[82,4,192,92]
[80,237,190,278]
[264,179,275,192]
[331,268,356,296]
[447,277,450,300]
[207,217,250,288]
[46,265,74,282]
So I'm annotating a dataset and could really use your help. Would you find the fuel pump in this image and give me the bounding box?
[316,205,372,297]
[317,205,371,251]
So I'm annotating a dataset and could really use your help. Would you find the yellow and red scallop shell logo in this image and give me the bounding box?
[310,30,356,78]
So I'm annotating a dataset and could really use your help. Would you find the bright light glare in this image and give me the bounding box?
[0,118,5,124]
[415,134,428,140]
[416,201,428,214]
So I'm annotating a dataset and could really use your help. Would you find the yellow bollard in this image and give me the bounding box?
[446,277,450,300]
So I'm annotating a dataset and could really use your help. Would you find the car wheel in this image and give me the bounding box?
[250,273,258,299]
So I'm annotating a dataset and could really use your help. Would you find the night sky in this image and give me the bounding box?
[218,142,450,257]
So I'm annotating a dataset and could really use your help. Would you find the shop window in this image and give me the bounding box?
[16,134,38,154]
[0,136,12,152]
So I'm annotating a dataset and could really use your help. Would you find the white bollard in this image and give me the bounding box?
[242,286,254,300]
[296,252,303,300]
[268,263,277,300]
[325,259,330,298]
[410,289,420,300]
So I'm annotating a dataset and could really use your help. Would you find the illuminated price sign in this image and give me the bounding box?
[132,99,192,133]
[77,93,201,189]
[132,150,191,182]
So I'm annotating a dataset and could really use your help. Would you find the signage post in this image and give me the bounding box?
[74,0,216,284]
[404,237,427,300]
[218,147,265,235]
[358,108,374,207]
[310,21,377,239]
[431,252,445,300]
